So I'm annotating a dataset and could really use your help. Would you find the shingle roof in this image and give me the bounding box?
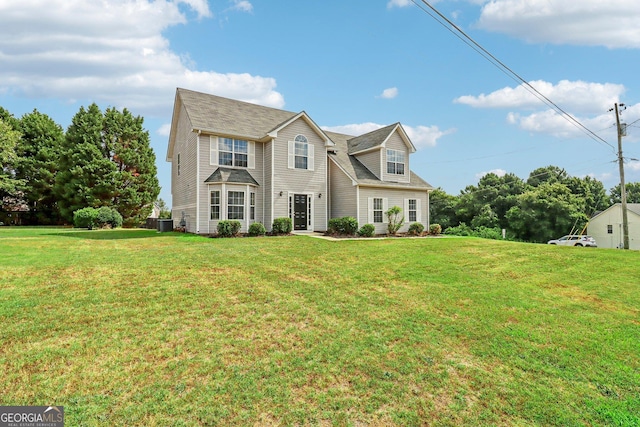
[326,131,433,190]
[177,88,297,140]
[347,123,399,154]
[627,203,640,216]
[204,167,259,186]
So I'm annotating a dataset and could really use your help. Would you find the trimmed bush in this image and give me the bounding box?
[73,207,98,229]
[272,217,292,235]
[95,207,123,229]
[429,223,442,235]
[408,222,425,236]
[248,222,266,237]
[328,216,358,235]
[73,207,122,229]
[217,220,241,237]
[357,223,376,237]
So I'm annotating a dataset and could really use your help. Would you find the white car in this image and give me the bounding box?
[547,235,597,247]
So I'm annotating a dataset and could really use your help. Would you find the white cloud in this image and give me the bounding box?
[229,0,253,13]
[0,0,283,117]
[476,169,507,179]
[477,0,640,49]
[629,161,640,171]
[387,0,413,8]
[455,80,625,114]
[323,122,455,149]
[158,123,172,137]
[379,87,399,99]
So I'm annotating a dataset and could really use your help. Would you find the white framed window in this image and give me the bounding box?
[210,190,220,220]
[250,192,256,221]
[288,135,314,171]
[408,199,417,222]
[404,198,421,223]
[177,153,181,176]
[368,197,388,224]
[387,149,405,175]
[227,191,245,220]
[211,137,254,168]
[373,198,384,223]
[607,224,613,234]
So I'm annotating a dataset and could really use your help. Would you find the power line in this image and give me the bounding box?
[410,0,617,152]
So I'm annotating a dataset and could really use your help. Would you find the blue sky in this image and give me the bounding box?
[1,0,639,206]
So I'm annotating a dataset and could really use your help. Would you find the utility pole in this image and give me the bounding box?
[614,103,629,250]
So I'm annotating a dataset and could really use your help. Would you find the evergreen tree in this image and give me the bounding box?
[15,110,65,224]
[0,118,22,200]
[103,106,160,226]
[55,103,117,222]
[55,103,159,225]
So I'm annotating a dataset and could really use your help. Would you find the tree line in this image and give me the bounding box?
[430,165,640,243]
[0,105,160,226]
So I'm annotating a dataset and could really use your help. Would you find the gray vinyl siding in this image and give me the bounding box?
[272,118,328,231]
[264,140,274,231]
[329,160,358,219]
[354,149,381,179]
[359,187,428,235]
[198,134,264,234]
[171,104,198,233]
[382,132,411,184]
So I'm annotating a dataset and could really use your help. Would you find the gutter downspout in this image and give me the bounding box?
[196,130,201,234]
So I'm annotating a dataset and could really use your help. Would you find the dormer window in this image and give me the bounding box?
[387,149,405,175]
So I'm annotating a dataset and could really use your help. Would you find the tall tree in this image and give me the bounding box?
[0,118,22,200]
[506,182,588,243]
[103,106,160,226]
[429,188,457,229]
[456,172,527,229]
[566,175,608,217]
[527,165,569,187]
[55,103,160,225]
[55,104,117,222]
[15,110,65,224]
[609,182,640,204]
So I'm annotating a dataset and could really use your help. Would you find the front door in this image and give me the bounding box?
[293,194,308,230]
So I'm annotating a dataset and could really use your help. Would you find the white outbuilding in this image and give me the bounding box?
[587,203,640,249]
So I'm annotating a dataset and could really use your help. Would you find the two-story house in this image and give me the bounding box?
[167,88,434,235]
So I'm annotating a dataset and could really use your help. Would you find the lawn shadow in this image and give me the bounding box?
[46,229,177,240]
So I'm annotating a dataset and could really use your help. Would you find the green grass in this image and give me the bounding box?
[0,228,638,426]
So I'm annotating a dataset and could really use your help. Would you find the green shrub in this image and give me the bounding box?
[386,206,404,235]
[408,222,425,236]
[444,223,472,236]
[95,207,123,229]
[217,220,241,237]
[248,222,266,237]
[272,217,292,235]
[73,207,98,229]
[473,226,503,240]
[357,223,376,237]
[328,216,359,235]
[429,223,442,235]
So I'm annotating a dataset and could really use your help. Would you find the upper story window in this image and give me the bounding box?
[177,153,181,176]
[219,138,248,167]
[211,137,253,168]
[288,135,314,171]
[387,149,405,175]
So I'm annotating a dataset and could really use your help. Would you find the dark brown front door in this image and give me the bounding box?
[293,194,307,230]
